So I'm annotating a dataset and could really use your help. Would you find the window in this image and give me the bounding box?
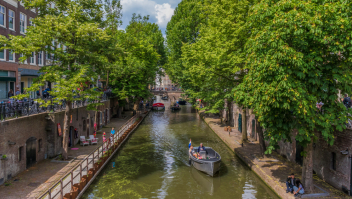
[8,10,14,30]
[38,139,42,152]
[46,51,51,60]
[9,50,14,62]
[0,5,5,27]
[19,146,23,161]
[20,13,26,34]
[20,53,27,64]
[30,52,35,64]
[29,17,33,26]
[0,46,5,60]
[38,51,43,65]
[332,152,336,170]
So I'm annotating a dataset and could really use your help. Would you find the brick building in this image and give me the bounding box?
[0,0,49,100]
[0,98,120,185]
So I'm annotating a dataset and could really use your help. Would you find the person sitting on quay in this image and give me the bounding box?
[286,173,296,193]
[293,179,304,197]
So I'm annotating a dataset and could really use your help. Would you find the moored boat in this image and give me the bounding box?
[161,95,168,100]
[189,147,221,177]
[152,103,165,110]
[178,98,187,105]
[171,106,181,111]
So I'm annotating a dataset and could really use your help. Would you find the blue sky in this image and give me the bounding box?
[120,0,181,35]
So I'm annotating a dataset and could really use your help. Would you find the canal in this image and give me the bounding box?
[82,98,279,199]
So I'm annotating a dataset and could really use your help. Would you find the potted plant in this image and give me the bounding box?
[1,155,7,160]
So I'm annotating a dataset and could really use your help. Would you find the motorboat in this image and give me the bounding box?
[171,106,181,111]
[152,103,165,110]
[161,95,168,100]
[189,147,221,177]
[178,98,187,105]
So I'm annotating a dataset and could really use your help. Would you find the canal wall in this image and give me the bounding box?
[198,110,350,199]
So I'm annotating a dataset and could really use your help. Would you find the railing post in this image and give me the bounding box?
[60,179,63,198]
[71,171,73,187]
[48,188,52,199]
[80,164,82,180]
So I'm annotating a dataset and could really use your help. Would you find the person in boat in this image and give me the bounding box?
[197,143,206,153]
[189,146,197,158]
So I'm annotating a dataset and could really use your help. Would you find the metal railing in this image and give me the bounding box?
[38,111,144,199]
[0,95,108,121]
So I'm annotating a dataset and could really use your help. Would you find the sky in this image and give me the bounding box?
[120,0,181,35]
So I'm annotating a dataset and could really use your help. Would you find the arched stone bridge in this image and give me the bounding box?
[151,90,185,102]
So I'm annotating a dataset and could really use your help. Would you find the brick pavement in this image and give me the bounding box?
[199,111,351,199]
[0,112,133,199]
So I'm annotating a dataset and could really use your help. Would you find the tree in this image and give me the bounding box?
[109,14,165,109]
[234,0,352,192]
[0,0,109,159]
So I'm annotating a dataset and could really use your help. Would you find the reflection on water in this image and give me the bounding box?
[82,96,279,199]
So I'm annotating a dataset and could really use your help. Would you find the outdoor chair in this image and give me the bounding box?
[91,138,98,145]
[80,136,89,146]
[89,135,99,142]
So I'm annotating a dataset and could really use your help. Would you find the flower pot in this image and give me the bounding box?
[70,186,79,199]
[89,168,95,176]
[87,171,93,182]
[80,177,87,189]
[73,183,81,193]
[63,193,72,199]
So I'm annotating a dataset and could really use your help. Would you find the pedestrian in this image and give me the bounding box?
[36,90,40,98]
[343,94,351,109]
[286,173,296,193]
[15,88,20,95]
[293,179,304,197]
[8,89,14,98]
[103,132,106,142]
[110,127,115,137]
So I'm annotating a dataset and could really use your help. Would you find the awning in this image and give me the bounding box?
[0,77,16,81]
[18,68,42,76]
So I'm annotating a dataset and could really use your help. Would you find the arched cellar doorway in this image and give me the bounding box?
[26,137,37,169]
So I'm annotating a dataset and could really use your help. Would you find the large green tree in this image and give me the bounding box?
[109,15,165,109]
[235,0,352,192]
[0,0,108,159]
[164,0,206,96]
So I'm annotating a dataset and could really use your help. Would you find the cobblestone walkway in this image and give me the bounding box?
[0,113,133,199]
[200,111,351,199]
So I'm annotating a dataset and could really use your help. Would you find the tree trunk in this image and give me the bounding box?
[62,101,72,160]
[241,108,247,143]
[256,121,266,157]
[302,139,314,194]
[133,99,140,111]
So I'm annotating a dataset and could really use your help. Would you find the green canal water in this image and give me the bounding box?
[82,98,279,199]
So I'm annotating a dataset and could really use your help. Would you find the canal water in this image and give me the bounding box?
[82,97,279,199]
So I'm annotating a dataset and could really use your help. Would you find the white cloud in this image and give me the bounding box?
[155,3,174,28]
[120,0,178,33]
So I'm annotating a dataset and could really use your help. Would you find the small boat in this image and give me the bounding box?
[161,95,168,100]
[171,106,181,111]
[189,147,221,177]
[152,103,165,110]
[178,98,187,105]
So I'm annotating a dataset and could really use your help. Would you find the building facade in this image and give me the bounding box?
[0,0,48,100]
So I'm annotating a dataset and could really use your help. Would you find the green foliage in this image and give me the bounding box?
[166,0,253,113]
[109,14,165,102]
[0,0,108,107]
[234,0,352,152]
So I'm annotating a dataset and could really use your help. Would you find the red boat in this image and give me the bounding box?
[152,103,165,110]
